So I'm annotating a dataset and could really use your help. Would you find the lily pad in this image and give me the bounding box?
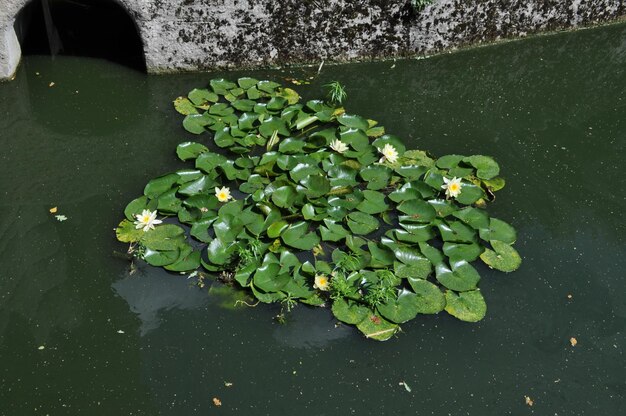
[356,313,399,341]
[406,279,446,314]
[444,290,487,322]
[479,218,517,244]
[435,260,481,292]
[480,240,522,272]
[332,299,370,325]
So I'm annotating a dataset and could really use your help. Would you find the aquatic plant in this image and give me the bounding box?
[115,77,521,341]
[411,0,435,11]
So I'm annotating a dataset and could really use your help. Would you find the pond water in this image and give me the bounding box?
[1,23,625,415]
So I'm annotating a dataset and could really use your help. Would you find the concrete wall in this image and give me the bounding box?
[1,0,624,80]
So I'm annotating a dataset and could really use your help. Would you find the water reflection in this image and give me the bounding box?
[272,306,352,349]
[112,267,208,335]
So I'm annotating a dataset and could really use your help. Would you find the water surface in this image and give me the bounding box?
[0,23,625,415]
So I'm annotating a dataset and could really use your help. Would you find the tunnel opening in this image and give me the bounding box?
[14,0,146,72]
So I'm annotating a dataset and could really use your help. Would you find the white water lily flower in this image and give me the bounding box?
[330,138,349,153]
[314,274,330,291]
[134,209,162,232]
[441,177,463,198]
[215,186,234,202]
[378,143,399,164]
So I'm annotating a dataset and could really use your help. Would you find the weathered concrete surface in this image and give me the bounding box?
[0,0,624,80]
[0,20,21,79]
[411,0,625,53]
[140,0,410,72]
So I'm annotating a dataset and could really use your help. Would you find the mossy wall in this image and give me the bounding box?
[1,0,624,79]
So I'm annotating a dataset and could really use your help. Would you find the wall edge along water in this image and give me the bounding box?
[0,0,625,81]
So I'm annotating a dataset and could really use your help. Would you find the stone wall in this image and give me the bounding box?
[0,0,624,80]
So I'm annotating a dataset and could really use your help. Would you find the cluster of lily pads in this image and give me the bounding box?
[115,77,521,341]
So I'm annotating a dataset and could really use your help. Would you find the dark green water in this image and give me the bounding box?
[1,23,625,415]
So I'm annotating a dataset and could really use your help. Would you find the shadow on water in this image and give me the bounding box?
[0,22,624,416]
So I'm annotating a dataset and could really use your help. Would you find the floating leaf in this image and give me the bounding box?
[115,219,143,243]
[444,290,487,322]
[281,222,320,250]
[188,88,218,106]
[182,113,213,134]
[173,97,199,115]
[377,289,422,323]
[480,240,522,272]
[463,155,500,180]
[406,279,446,314]
[435,260,481,292]
[347,212,379,235]
[332,299,370,325]
[356,313,399,341]
[479,218,517,244]
[144,173,179,198]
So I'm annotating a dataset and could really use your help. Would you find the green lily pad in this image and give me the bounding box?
[331,299,370,325]
[406,279,446,314]
[435,260,481,292]
[144,173,179,198]
[443,242,483,262]
[173,96,198,115]
[320,219,350,242]
[281,221,320,250]
[115,219,143,243]
[253,253,290,292]
[356,190,389,214]
[124,196,149,221]
[347,212,379,235]
[182,113,213,134]
[337,114,369,131]
[463,155,500,180]
[164,247,201,272]
[436,220,477,243]
[480,240,522,272]
[444,290,487,322]
[356,313,399,341]
[393,260,432,280]
[141,224,186,251]
[143,248,180,267]
[452,207,490,229]
[397,199,436,223]
[377,289,421,323]
[188,88,218,106]
[479,218,517,244]
[454,183,485,205]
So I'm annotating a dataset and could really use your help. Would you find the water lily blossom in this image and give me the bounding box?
[441,177,463,198]
[314,274,330,291]
[215,186,234,202]
[330,139,349,153]
[378,143,399,164]
[134,209,162,232]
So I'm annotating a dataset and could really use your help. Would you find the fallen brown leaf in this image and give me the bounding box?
[570,337,578,347]
[524,395,534,406]
[212,397,222,407]
[49,207,58,213]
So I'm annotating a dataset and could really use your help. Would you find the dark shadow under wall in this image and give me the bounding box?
[14,0,146,72]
